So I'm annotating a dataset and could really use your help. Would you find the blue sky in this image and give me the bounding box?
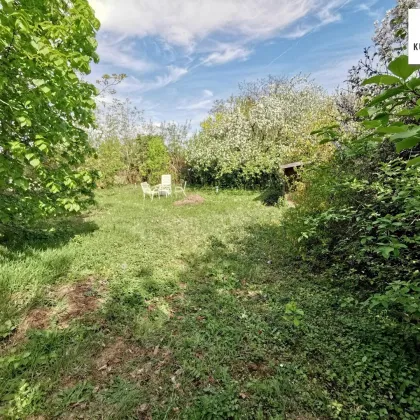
[88,0,396,130]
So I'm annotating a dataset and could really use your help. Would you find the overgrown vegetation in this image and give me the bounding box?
[1,0,420,418]
[276,2,420,416]
[287,51,420,343]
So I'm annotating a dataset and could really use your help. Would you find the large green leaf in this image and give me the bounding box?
[396,107,420,116]
[407,155,420,166]
[362,75,401,85]
[356,107,369,118]
[378,246,394,259]
[390,127,420,141]
[29,158,40,168]
[32,79,45,87]
[396,136,420,152]
[407,78,420,90]
[376,125,408,134]
[369,86,405,106]
[363,120,383,129]
[388,55,420,80]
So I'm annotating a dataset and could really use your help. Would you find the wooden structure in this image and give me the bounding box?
[280,161,305,192]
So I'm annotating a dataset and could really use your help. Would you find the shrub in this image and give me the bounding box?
[257,186,285,206]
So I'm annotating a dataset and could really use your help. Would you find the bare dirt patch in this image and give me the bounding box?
[92,337,171,383]
[21,307,52,332]
[173,194,204,206]
[95,337,143,374]
[55,278,105,328]
[13,277,106,342]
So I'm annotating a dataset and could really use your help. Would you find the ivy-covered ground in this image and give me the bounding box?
[0,187,414,419]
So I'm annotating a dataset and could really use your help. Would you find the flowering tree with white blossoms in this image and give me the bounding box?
[373,0,420,64]
[187,76,336,187]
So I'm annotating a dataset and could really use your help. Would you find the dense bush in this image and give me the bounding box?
[89,138,124,188]
[278,35,420,415]
[286,52,420,329]
[294,154,419,323]
[138,135,170,184]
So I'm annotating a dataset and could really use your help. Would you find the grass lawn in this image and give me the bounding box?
[0,187,412,419]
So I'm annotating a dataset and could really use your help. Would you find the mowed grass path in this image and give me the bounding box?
[0,187,401,419]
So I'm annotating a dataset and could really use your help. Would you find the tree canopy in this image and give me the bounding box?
[0,0,100,227]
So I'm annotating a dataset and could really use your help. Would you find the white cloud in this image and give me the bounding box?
[203,89,214,97]
[353,0,382,20]
[316,0,347,25]
[88,0,356,99]
[90,0,351,50]
[97,42,154,73]
[119,66,189,93]
[177,99,214,110]
[202,45,253,66]
[151,66,189,90]
[282,0,351,39]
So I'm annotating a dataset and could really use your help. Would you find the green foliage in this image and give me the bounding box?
[297,157,419,305]
[316,55,420,164]
[0,0,101,228]
[278,50,420,418]
[89,94,186,186]
[90,138,124,187]
[0,381,42,419]
[88,96,144,185]
[283,301,304,327]
[139,135,170,184]
[304,57,420,340]
[160,121,191,182]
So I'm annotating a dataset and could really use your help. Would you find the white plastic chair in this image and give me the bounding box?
[141,182,160,200]
[160,174,172,197]
[175,180,187,197]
